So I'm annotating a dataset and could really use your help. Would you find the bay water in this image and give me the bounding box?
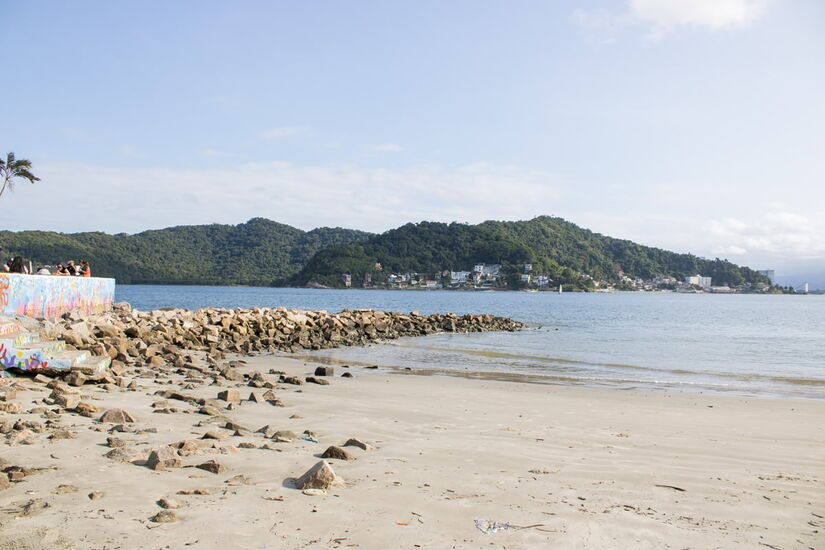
[115,286,824,399]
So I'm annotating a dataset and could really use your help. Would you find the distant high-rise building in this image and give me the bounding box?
[757,269,776,283]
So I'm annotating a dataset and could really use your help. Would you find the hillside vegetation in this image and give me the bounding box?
[0,216,767,289]
[292,216,769,289]
[0,218,371,285]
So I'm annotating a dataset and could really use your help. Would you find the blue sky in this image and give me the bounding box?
[1,0,823,280]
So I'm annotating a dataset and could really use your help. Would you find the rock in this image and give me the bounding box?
[343,437,375,451]
[306,376,330,385]
[217,389,240,402]
[106,436,127,448]
[48,429,75,440]
[0,473,10,491]
[248,391,261,403]
[314,366,334,376]
[75,401,99,415]
[104,447,138,462]
[147,356,165,368]
[321,445,354,461]
[99,409,136,423]
[280,376,303,386]
[272,430,299,441]
[53,393,80,409]
[177,488,210,495]
[151,510,178,523]
[196,460,226,474]
[294,460,342,490]
[256,425,275,438]
[146,446,182,471]
[88,491,104,500]
[157,497,184,509]
[341,372,353,378]
[54,484,77,494]
[65,371,86,387]
[202,430,229,441]
[198,405,223,417]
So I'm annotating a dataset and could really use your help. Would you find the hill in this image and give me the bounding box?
[0,218,371,285]
[292,216,769,289]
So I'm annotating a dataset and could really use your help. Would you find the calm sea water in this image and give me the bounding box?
[115,286,825,399]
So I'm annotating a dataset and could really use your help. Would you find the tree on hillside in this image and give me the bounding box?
[0,152,40,199]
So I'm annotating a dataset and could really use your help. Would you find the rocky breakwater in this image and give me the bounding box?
[42,304,523,374]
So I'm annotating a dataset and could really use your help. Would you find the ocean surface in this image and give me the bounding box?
[115,286,825,399]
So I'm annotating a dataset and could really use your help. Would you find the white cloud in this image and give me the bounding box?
[705,210,825,259]
[1,161,566,235]
[574,0,766,40]
[258,126,310,139]
[370,143,404,152]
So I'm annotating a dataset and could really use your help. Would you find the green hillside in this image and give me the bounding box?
[292,216,769,289]
[0,218,371,285]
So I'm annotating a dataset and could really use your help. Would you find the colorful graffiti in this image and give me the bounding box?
[0,273,115,319]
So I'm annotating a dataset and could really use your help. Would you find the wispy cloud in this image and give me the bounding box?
[370,143,404,153]
[706,210,825,259]
[200,148,232,158]
[258,125,310,139]
[4,161,567,235]
[574,0,767,41]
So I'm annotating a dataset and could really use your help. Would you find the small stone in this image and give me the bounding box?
[238,442,257,449]
[202,430,229,441]
[314,366,334,377]
[256,425,275,438]
[280,376,303,386]
[104,447,138,462]
[54,393,80,409]
[54,484,78,494]
[157,497,184,509]
[321,445,354,461]
[146,446,182,471]
[199,405,223,416]
[217,389,240,402]
[66,371,86,387]
[75,401,99,415]
[305,376,330,385]
[150,510,178,523]
[0,473,10,491]
[341,372,353,378]
[294,460,342,490]
[343,438,375,451]
[99,409,136,423]
[272,430,299,441]
[88,491,104,500]
[248,392,261,403]
[48,429,75,441]
[196,460,226,474]
[106,436,127,448]
[177,488,209,495]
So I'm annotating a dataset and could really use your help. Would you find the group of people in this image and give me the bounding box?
[1,252,91,277]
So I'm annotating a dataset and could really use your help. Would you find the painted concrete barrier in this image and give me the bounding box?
[0,273,115,319]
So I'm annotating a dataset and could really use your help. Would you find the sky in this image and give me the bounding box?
[1,0,824,282]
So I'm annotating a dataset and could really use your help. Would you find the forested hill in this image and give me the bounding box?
[0,218,371,285]
[293,216,769,289]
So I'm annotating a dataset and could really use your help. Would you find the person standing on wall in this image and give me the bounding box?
[79,260,91,277]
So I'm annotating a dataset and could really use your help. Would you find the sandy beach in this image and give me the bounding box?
[1,353,823,550]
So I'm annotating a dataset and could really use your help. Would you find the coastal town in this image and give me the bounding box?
[340,264,794,293]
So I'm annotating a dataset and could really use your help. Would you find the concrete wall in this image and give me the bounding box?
[0,273,115,319]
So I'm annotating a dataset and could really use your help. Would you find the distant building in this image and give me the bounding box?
[523,264,533,273]
[519,274,531,284]
[450,271,471,285]
[534,275,550,287]
[473,264,485,274]
[757,269,775,283]
[341,273,352,287]
[686,275,712,289]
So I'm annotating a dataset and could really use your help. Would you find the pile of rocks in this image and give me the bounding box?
[40,304,523,373]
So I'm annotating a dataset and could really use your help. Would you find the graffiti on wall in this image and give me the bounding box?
[0,273,115,319]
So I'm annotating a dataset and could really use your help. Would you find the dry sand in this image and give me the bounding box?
[1,354,823,549]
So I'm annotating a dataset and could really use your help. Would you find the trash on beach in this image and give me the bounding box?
[474,519,546,534]
[654,484,686,492]
[474,519,512,534]
[300,436,319,443]
[301,488,327,496]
